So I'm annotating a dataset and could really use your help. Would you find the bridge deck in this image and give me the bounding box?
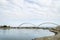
[0,27,52,29]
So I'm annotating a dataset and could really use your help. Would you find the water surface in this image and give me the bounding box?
[0,29,54,40]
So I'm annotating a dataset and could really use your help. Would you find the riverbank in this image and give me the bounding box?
[33,26,60,40]
[33,34,60,40]
[33,36,54,40]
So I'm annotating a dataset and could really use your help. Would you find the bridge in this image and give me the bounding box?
[0,22,60,35]
[0,22,59,29]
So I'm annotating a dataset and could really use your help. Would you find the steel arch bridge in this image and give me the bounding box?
[18,23,36,27]
[38,22,59,27]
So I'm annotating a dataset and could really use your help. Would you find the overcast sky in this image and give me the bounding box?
[0,0,60,26]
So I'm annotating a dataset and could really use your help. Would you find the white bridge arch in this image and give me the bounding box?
[18,22,59,27]
[18,23,36,27]
[38,22,59,27]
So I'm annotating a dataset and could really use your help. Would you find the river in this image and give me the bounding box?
[0,29,54,40]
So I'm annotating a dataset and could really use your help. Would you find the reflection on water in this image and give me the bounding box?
[0,29,54,40]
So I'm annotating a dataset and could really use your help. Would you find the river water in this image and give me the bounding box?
[0,29,54,40]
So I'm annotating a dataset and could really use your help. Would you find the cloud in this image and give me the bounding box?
[23,0,60,19]
[0,0,60,26]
